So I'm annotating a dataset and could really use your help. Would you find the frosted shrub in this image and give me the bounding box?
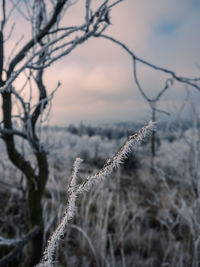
[45,128,127,175]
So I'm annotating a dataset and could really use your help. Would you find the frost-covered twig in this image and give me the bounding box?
[38,121,155,267]
[0,226,40,267]
[77,120,156,194]
[39,158,82,267]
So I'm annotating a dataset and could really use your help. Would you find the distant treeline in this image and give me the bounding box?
[43,120,199,140]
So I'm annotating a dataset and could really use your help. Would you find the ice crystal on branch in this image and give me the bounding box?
[77,120,156,194]
[38,121,155,267]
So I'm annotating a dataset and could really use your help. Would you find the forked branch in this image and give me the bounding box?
[38,121,155,267]
[97,34,200,91]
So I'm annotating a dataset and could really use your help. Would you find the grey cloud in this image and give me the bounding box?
[6,0,200,125]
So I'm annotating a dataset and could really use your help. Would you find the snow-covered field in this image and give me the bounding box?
[0,121,200,266]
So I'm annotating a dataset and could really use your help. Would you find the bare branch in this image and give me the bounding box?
[153,78,173,102]
[3,23,15,43]
[4,0,21,25]
[10,0,31,21]
[85,0,91,25]
[133,59,150,102]
[0,128,27,139]
[6,33,24,66]
[0,31,4,82]
[0,179,21,190]
[46,26,76,35]
[0,226,40,267]
[0,127,39,150]
[8,0,69,77]
[108,0,124,9]
[154,107,171,116]
[0,0,6,30]
[12,87,26,112]
[98,34,200,91]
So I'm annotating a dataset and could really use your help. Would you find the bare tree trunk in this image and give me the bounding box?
[28,151,48,266]
[1,89,48,266]
[151,107,156,174]
[28,188,44,266]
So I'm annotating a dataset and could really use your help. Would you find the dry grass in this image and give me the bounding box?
[0,124,200,267]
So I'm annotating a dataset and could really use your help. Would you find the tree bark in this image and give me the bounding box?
[150,107,156,174]
[28,151,48,266]
[1,90,49,266]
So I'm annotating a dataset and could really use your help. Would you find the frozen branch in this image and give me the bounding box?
[39,158,82,267]
[7,0,69,77]
[77,120,156,194]
[0,226,40,267]
[39,121,155,267]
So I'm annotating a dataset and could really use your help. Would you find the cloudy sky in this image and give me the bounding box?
[3,0,200,125]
